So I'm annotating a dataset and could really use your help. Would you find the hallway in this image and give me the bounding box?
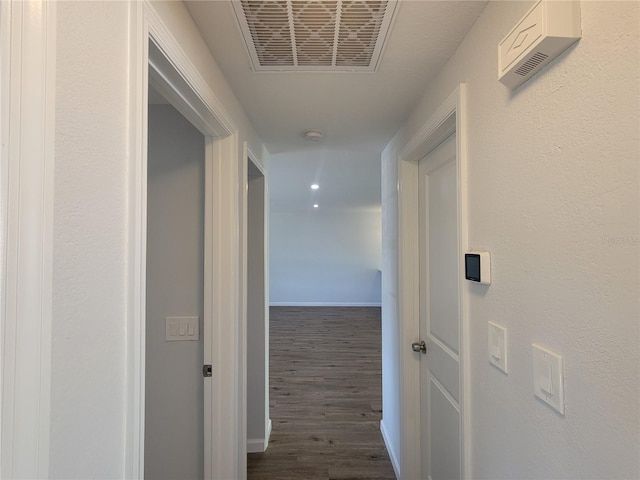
[248,307,396,480]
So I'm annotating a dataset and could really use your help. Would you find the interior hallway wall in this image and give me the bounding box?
[145,104,204,479]
[382,1,639,478]
[51,1,269,477]
[52,2,131,476]
[270,209,382,306]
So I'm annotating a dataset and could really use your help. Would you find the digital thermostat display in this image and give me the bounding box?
[465,254,481,282]
[465,251,491,285]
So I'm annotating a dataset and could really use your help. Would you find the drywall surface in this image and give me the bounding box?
[51,2,268,477]
[270,209,382,305]
[382,1,639,478]
[52,2,130,477]
[145,105,204,479]
[380,146,401,473]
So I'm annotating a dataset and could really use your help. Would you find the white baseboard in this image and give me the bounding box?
[265,418,272,449]
[247,418,272,453]
[269,302,382,307]
[380,419,400,479]
[246,438,265,454]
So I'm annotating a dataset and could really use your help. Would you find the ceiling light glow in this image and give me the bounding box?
[313,204,319,208]
[311,184,319,190]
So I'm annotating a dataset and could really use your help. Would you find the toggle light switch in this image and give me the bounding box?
[532,344,565,415]
[488,322,508,373]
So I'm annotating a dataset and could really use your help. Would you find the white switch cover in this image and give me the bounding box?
[532,344,565,415]
[488,322,508,373]
[166,316,199,341]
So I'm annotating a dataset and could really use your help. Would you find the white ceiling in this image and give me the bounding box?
[184,0,487,212]
[267,148,382,213]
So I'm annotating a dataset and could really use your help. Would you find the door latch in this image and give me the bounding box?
[203,364,212,377]
[411,341,427,354]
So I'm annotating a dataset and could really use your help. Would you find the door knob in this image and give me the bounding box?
[412,340,427,354]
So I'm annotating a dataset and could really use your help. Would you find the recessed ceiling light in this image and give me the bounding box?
[313,204,319,208]
[311,184,319,190]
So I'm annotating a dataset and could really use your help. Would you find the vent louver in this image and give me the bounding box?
[232,0,398,72]
[514,52,548,76]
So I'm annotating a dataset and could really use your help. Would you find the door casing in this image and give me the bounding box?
[0,1,56,477]
[241,147,270,457]
[396,85,470,479]
[128,3,245,479]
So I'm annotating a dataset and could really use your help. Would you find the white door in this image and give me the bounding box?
[418,133,462,480]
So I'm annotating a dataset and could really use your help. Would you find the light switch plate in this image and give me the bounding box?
[488,322,508,373]
[532,344,565,415]
[166,316,199,341]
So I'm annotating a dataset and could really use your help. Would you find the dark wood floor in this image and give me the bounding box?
[247,306,396,480]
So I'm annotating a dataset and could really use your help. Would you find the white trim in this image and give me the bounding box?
[246,418,272,453]
[0,2,55,478]
[266,418,272,449]
[247,146,267,176]
[270,302,382,307]
[242,144,270,469]
[238,141,249,477]
[397,84,470,479]
[144,5,235,136]
[380,419,400,479]
[246,439,265,454]
[126,5,147,478]
[127,3,240,479]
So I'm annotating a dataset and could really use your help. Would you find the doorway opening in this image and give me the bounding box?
[130,12,240,476]
[144,85,205,479]
[245,157,270,455]
[397,85,469,479]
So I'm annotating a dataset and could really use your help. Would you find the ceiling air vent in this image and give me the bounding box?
[498,0,581,89]
[232,0,398,72]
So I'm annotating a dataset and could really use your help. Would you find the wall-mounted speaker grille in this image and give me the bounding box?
[233,0,397,72]
[514,52,549,76]
[498,0,581,89]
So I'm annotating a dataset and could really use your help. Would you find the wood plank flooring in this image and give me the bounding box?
[247,306,396,480]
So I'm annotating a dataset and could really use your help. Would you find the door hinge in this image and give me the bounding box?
[203,364,212,377]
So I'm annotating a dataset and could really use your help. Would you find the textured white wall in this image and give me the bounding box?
[52,2,130,477]
[382,1,639,478]
[145,105,204,479]
[380,147,401,471]
[51,2,268,477]
[270,210,382,306]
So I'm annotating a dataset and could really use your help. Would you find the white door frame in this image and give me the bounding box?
[241,144,270,456]
[397,85,470,479]
[0,1,56,477]
[128,3,242,479]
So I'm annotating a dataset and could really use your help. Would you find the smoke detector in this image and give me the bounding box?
[232,0,398,72]
[303,130,324,142]
[498,0,581,89]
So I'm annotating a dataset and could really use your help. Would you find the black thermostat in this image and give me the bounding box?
[465,251,491,285]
